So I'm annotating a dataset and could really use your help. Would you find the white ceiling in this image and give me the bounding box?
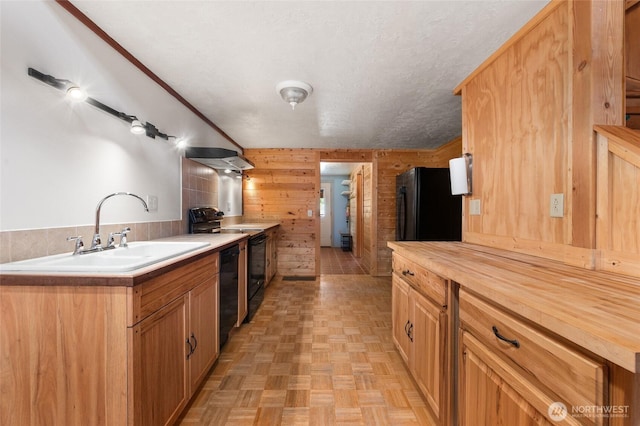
[71,0,548,151]
[320,162,357,176]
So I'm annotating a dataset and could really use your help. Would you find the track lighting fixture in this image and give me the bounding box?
[65,85,87,102]
[28,67,183,144]
[130,120,146,135]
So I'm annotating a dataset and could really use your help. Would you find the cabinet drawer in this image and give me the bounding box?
[392,253,446,306]
[131,253,218,325]
[459,290,605,410]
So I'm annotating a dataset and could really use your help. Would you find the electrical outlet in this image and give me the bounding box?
[308,209,313,217]
[550,193,564,218]
[146,195,158,212]
[469,199,481,216]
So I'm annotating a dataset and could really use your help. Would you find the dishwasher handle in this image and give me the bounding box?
[250,235,267,245]
[221,246,240,259]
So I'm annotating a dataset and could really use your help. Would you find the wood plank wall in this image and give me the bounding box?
[243,149,320,277]
[454,0,625,268]
[243,140,461,277]
[373,139,462,275]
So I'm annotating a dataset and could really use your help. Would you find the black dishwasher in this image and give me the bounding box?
[219,245,239,349]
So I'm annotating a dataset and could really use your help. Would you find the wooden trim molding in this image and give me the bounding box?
[463,231,596,269]
[594,125,640,167]
[54,0,243,152]
[595,126,640,277]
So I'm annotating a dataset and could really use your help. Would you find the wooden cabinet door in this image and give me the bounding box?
[237,240,248,325]
[411,290,444,420]
[131,295,189,426]
[188,275,219,392]
[459,331,575,426]
[391,275,411,363]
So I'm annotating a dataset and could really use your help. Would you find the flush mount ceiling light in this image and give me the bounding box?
[27,67,182,143]
[276,80,313,110]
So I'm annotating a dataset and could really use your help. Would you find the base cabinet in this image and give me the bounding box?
[0,252,219,426]
[391,258,448,424]
[131,296,189,426]
[265,227,278,286]
[459,289,605,426]
[389,242,638,426]
[188,278,219,393]
[130,258,219,426]
[411,291,446,416]
[459,331,555,426]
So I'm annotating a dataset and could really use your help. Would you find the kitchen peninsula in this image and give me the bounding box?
[389,241,640,425]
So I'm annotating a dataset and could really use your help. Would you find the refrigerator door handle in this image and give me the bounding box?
[398,186,407,241]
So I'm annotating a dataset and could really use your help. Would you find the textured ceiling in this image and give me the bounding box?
[71,1,548,150]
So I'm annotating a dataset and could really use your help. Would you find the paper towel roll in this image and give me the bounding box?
[449,156,470,195]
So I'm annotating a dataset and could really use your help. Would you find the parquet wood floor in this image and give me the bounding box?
[178,275,436,425]
[320,248,369,275]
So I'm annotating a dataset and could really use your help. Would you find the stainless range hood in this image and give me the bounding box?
[184,147,254,171]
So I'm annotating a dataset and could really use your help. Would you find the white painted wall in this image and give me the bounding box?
[0,1,239,231]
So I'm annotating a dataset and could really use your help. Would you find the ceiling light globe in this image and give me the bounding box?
[276,80,313,110]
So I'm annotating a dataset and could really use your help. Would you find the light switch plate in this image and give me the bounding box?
[146,195,158,212]
[469,199,481,216]
[550,193,564,218]
[307,209,313,217]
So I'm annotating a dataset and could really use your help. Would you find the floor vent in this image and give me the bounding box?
[282,276,317,281]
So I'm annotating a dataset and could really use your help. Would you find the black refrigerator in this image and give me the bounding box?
[396,167,462,241]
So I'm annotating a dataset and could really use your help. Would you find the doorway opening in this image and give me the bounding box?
[319,161,368,275]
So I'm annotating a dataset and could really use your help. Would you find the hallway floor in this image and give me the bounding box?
[320,247,369,275]
[178,275,434,425]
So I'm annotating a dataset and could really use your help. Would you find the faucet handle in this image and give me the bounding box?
[91,234,102,251]
[120,227,131,247]
[107,232,118,248]
[66,236,84,255]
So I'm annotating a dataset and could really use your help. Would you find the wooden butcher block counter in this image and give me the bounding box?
[388,241,639,426]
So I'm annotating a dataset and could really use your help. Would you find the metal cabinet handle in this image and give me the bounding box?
[186,338,194,359]
[408,323,414,342]
[404,320,410,336]
[402,270,415,277]
[190,333,198,352]
[492,326,520,348]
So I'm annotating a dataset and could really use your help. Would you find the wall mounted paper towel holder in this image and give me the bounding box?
[449,153,473,195]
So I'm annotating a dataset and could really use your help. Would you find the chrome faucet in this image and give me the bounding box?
[90,192,149,252]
